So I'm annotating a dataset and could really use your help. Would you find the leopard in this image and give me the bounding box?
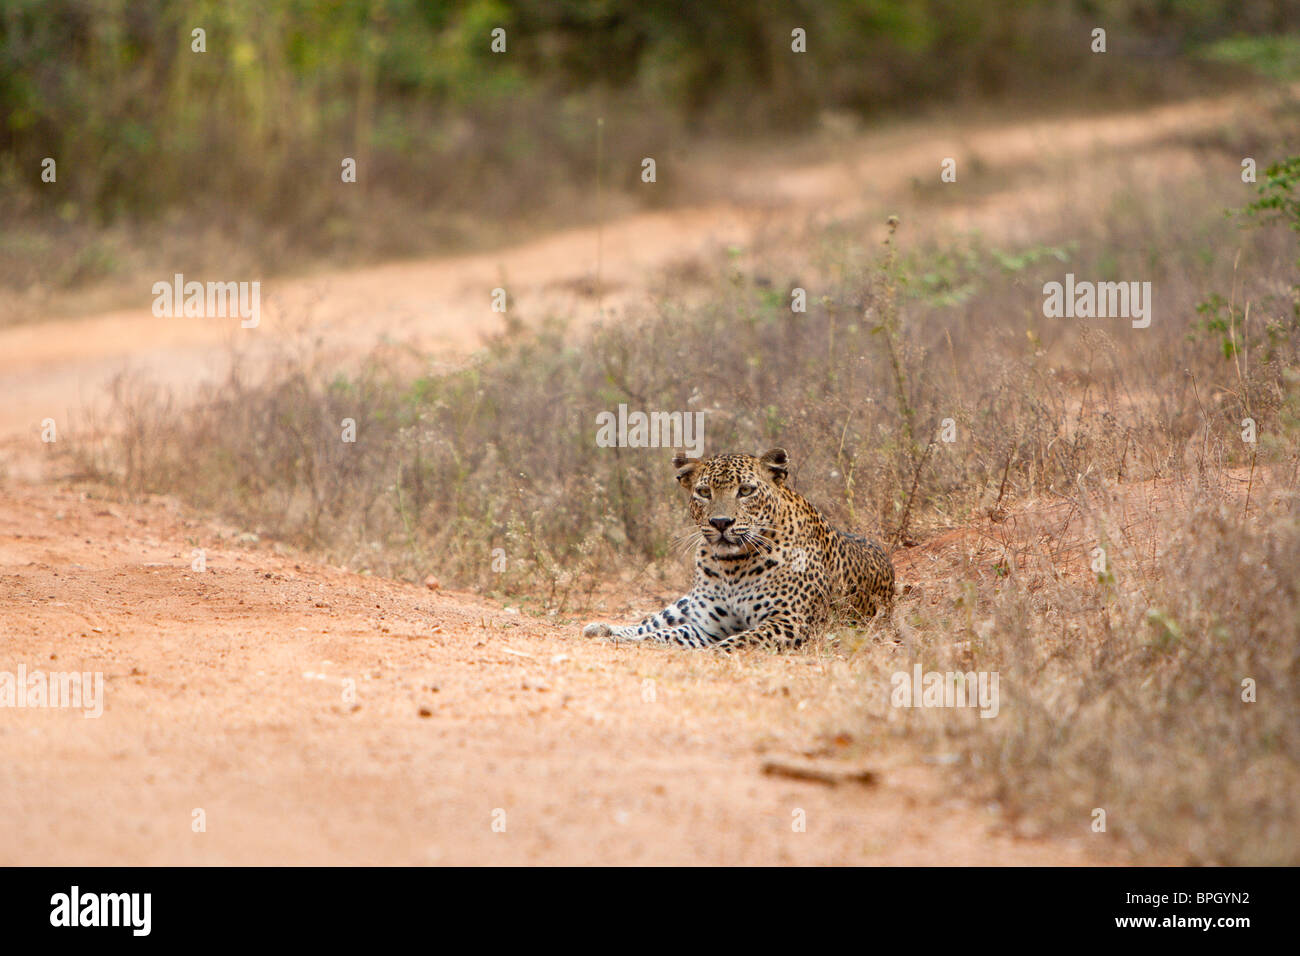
[582,447,895,649]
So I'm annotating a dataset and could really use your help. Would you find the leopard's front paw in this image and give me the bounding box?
[582,622,613,638]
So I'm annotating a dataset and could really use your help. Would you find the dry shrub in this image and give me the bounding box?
[76,167,1300,604]
[822,463,1299,865]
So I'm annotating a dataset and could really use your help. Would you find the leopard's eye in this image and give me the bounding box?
[737,484,756,497]
[694,485,712,499]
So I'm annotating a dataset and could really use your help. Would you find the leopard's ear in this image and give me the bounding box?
[760,447,789,485]
[672,450,701,488]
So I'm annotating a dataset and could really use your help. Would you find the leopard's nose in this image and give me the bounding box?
[709,517,734,532]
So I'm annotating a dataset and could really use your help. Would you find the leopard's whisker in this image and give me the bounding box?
[671,528,706,559]
[740,529,777,554]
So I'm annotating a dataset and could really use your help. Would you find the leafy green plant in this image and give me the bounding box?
[1197,155,1300,358]
[1245,156,1300,261]
[1198,33,1300,81]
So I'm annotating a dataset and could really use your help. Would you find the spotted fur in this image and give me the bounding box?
[583,448,895,649]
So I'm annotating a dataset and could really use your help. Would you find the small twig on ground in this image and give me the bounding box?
[761,760,878,787]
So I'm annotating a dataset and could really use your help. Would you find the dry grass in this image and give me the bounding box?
[807,465,1300,864]
[75,156,1300,591]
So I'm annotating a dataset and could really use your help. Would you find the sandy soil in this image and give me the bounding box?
[0,482,1098,865]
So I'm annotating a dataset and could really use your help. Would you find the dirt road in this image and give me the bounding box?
[0,87,1285,441]
[0,483,1096,864]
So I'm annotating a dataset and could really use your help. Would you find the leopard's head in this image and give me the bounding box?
[671,448,789,555]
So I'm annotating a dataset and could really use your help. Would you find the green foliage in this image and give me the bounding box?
[905,239,1073,308]
[1194,292,1242,359]
[1197,33,1300,80]
[1,1,1284,230]
[1197,154,1300,359]
[1244,155,1300,239]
